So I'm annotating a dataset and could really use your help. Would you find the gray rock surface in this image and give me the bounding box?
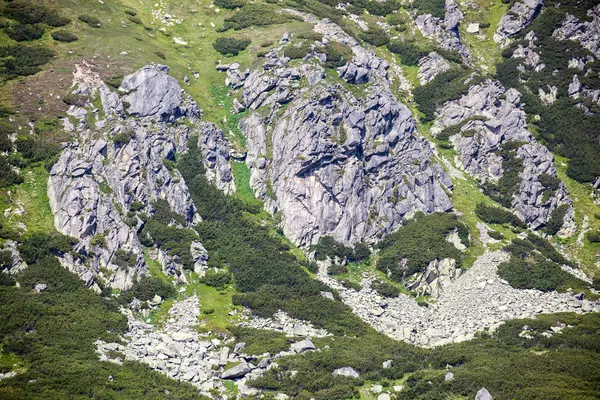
[476,387,493,400]
[553,4,600,57]
[48,64,226,289]
[221,362,251,379]
[418,52,451,85]
[229,18,453,247]
[196,122,236,195]
[120,64,199,122]
[435,80,573,231]
[415,0,470,61]
[495,0,544,43]
[96,296,301,397]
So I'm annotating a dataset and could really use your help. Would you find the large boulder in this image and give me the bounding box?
[120,64,199,121]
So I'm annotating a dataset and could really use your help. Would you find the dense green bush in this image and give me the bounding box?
[283,43,311,59]
[229,326,290,354]
[122,274,176,303]
[310,236,371,263]
[4,23,43,41]
[364,0,400,16]
[112,130,134,146]
[587,231,600,243]
[475,203,526,228]
[51,30,78,42]
[386,40,428,66]
[221,4,295,30]
[488,230,504,240]
[78,15,101,27]
[328,263,348,275]
[413,69,482,122]
[3,0,71,27]
[202,269,232,289]
[498,258,579,292]
[415,0,446,18]
[214,0,246,9]
[376,212,469,281]
[544,204,568,235]
[128,16,143,25]
[359,26,389,47]
[318,42,353,68]
[213,37,251,55]
[371,280,400,298]
[0,156,23,187]
[481,141,525,208]
[0,45,55,79]
[18,233,75,264]
[498,236,586,292]
[112,250,137,269]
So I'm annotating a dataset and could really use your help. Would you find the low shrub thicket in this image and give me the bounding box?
[0,45,55,79]
[413,69,482,122]
[202,269,233,289]
[214,0,246,9]
[481,141,525,208]
[498,236,587,292]
[51,30,78,42]
[475,203,526,228]
[78,15,101,27]
[318,42,353,68]
[3,0,71,27]
[376,212,469,281]
[310,236,371,263]
[371,280,400,298]
[4,23,43,41]
[221,4,295,31]
[213,37,251,55]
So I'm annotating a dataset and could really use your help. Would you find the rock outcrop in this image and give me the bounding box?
[97,296,321,397]
[553,4,600,57]
[495,0,544,44]
[418,52,452,85]
[48,64,231,289]
[434,80,573,231]
[415,0,470,61]
[227,18,453,247]
[120,65,197,122]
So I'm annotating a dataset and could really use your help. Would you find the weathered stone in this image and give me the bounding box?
[221,362,251,379]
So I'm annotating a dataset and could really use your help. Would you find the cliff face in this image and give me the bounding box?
[434,80,573,231]
[229,21,453,247]
[48,65,233,290]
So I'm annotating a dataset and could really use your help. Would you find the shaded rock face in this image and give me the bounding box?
[495,0,544,43]
[435,80,573,230]
[48,65,231,289]
[553,4,600,57]
[415,0,470,61]
[49,120,197,289]
[196,122,236,195]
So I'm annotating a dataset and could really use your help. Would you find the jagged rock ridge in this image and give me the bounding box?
[48,64,234,289]
[434,80,573,231]
[225,21,453,247]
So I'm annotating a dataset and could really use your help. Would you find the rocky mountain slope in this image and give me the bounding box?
[0,0,600,399]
